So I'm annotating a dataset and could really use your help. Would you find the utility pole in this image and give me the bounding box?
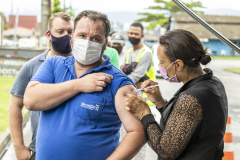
[41,0,51,36]
[63,0,66,12]
[13,8,19,47]
[10,0,13,28]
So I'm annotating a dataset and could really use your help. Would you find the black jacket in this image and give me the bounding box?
[142,68,228,160]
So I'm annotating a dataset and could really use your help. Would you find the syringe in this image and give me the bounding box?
[137,85,159,91]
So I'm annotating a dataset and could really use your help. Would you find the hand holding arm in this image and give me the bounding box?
[126,94,151,121]
[24,73,113,111]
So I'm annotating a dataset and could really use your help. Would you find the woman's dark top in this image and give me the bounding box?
[141,68,228,160]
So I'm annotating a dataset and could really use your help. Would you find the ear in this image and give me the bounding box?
[46,31,51,41]
[141,33,144,39]
[103,38,108,51]
[175,59,184,71]
[70,32,74,48]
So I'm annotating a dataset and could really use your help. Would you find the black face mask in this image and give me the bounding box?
[50,33,72,54]
[128,36,141,45]
[112,46,123,54]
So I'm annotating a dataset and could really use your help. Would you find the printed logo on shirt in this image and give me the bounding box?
[80,102,99,111]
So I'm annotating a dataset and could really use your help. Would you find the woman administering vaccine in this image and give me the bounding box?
[126,29,228,160]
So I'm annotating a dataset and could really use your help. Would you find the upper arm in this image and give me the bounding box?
[25,81,41,91]
[139,51,152,63]
[30,58,55,83]
[24,58,54,97]
[115,84,143,133]
[9,63,31,97]
[23,59,54,106]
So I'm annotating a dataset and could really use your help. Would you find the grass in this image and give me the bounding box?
[213,56,240,60]
[228,68,240,73]
[0,77,30,136]
[212,57,240,74]
[0,77,15,135]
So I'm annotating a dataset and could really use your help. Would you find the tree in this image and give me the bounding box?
[51,0,74,18]
[136,0,205,30]
[0,12,8,29]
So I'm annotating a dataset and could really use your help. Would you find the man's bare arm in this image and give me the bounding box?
[24,73,113,111]
[9,95,31,160]
[107,85,146,160]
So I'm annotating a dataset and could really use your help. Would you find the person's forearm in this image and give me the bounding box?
[24,73,113,111]
[9,102,25,149]
[155,99,167,109]
[9,95,31,160]
[107,131,146,160]
[24,79,80,111]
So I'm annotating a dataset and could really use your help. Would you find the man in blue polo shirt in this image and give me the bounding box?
[24,10,146,160]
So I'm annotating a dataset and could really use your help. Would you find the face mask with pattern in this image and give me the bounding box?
[158,61,180,83]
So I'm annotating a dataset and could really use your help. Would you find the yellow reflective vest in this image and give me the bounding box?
[126,45,156,106]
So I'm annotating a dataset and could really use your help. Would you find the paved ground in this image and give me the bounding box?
[2,121,32,160]
[208,59,240,160]
[2,59,240,160]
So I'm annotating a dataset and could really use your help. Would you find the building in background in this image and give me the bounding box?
[7,15,39,30]
[3,27,40,48]
[2,15,41,48]
[168,13,240,56]
[0,15,44,77]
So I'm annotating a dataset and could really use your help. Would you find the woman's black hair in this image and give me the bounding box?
[159,29,211,67]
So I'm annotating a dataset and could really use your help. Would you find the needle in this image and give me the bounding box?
[137,85,159,91]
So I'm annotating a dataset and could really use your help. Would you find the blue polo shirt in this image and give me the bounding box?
[31,55,135,160]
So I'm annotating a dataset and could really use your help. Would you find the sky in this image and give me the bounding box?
[1,0,240,22]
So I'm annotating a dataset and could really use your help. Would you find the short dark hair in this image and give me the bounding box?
[74,10,111,38]
[130,22,144,34]
[159,29,211,68]
[48,12,72,31]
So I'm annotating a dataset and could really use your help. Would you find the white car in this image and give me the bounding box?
[152,43,162,78]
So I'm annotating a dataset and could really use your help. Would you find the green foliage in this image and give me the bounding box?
[52,0,63,14]
[3,23,8,30]
[65,6,74,18]
[136,0,205,30]
[51,0,74,18]
[0,12,8,29]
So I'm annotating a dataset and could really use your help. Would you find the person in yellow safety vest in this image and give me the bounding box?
[120,22,156,106]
